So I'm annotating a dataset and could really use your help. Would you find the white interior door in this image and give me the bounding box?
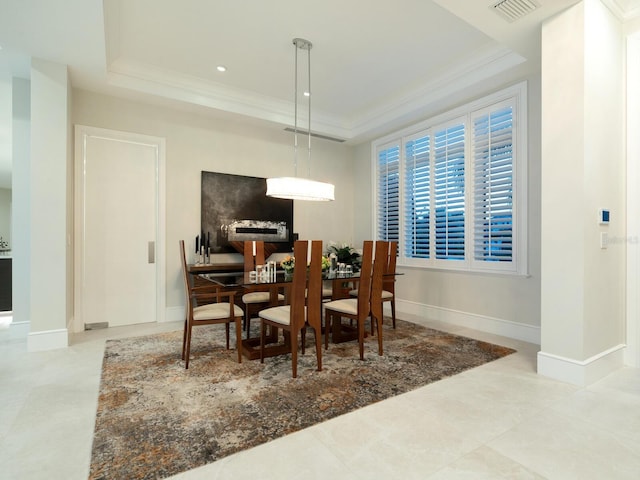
[76,126,165,329]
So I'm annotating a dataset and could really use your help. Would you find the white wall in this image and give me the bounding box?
[352,69,542,343]
[0,188,10,248]
[539,0,625,385]
[72,90,356,311]
[11,78,30,328]
[625,24,640,367]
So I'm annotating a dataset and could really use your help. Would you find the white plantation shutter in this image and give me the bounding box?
[434,122,465,260]
[404,133,430,258]
[376,144,400,242]
[372,83,526,275]
[473,104,514,264]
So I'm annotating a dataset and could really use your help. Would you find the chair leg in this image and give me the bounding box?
[225,322,230,349]
[301,326,307,354]
[260,320,266,364]
[314,326,322,372]
[324,311,331,350]
[391,298,396,329]
[375,315,383,356]
[181,317,188,360]
[245,308,252,338]
[235,318,243,363]
[291,331,298,378]
[358,317,365,361]
[184,322,193,369]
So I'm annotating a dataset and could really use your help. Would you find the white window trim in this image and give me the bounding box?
[371,81,528,276]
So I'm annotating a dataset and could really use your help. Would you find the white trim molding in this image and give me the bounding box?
[394,299,540,345]
[27,328,69,352]
[537,344,626,386]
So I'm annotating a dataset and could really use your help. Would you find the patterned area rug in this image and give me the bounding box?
[89,319,515,479]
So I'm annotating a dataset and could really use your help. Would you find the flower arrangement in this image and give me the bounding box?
[321,255,331,271]
[326,242,362,271]
[280,255,295,273]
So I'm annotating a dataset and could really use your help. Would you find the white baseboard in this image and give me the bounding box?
[537,344,625,386]
[395,299,541,345]
[165,306,185,323]
[9,320,30,338]
[27,328,69,352]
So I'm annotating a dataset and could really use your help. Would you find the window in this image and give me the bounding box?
[373,83,527,275]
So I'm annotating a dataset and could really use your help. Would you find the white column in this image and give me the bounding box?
[27,59,70,351]
[539,0,625,385]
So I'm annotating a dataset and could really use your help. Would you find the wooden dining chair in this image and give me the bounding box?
[382,241,398,328]
[368,241,388,350]
[323,240,377,360]
[241,240,284,337]
[179,240,243,368]
[349,240,398,329]
[259,240,323,378]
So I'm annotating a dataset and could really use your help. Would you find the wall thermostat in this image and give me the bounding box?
[599,209,610,225]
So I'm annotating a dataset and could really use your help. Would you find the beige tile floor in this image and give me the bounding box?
[1,314,639,480]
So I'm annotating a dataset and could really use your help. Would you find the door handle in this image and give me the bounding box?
[148,241,155,264]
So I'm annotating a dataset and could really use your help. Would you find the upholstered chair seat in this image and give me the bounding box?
[193,302,244,321]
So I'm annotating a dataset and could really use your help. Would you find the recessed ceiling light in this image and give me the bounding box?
[216,65,227,72]
[303,91,310,97]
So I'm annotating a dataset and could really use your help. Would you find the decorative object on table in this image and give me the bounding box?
[280,255,295,274]
[266,38,335,202]
[88,319,515,480]
[321,255,330,271]
[327,241,362,271]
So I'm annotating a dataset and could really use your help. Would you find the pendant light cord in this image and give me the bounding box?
[307,42,311,178]
[293,40,299,178]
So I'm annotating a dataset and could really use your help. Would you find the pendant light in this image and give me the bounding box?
[266,38,335,202]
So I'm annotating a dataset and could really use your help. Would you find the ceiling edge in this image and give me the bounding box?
[106,58,352,139]
[348,45,526,140]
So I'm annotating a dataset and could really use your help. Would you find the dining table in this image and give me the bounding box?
[197,269,363,360]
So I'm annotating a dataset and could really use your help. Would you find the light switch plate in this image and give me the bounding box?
[601,232,608,249]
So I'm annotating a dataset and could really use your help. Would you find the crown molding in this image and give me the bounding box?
[106,44,526,143]
[348,45,526,140]
[601,0,640,20]
[106,58,351,140]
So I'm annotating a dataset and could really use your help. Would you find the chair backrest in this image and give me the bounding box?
[356,241,374,316]
[288,240,309,330]
[179,240,193,312]
[370,241,389,321]
[383,241,398,292]
[305,240,323,331]
[243,240,265,272]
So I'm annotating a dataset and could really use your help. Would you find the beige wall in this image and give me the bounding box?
[72,90,356,310]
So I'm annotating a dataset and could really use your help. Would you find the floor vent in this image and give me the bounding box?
[85,322,109,330]
[491,0,539,22]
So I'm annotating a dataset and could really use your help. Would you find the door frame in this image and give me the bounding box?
[74,125,166,333]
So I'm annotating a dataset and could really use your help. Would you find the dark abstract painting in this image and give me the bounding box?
[201,171,294,253]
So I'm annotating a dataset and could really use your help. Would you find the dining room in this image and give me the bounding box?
[4,0,640,478]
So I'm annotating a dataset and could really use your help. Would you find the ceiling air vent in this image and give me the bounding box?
[491,0,539,22]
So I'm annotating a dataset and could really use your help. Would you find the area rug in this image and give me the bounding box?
[89,319,515,479]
